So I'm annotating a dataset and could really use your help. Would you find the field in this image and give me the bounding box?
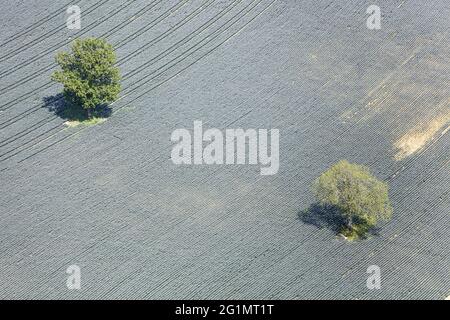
[0,0,449,299]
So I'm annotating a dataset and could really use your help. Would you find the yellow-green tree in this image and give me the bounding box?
[313,160,393,239]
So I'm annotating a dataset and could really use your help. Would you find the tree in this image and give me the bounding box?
[313,160,392,239]
[52,38,121,118]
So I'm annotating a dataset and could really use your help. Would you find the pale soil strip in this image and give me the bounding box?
[394,106,450,161]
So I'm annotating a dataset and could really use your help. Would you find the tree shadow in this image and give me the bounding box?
[298,203,346,234]
[298,203,381,239]
[43,93,112,122]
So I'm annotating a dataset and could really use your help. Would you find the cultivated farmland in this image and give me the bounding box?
[0,0,449,299]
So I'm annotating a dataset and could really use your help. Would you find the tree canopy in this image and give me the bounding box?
[313,160,393,239]
[52,38,121,117]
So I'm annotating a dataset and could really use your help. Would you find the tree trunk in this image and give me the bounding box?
[346,216,353,229]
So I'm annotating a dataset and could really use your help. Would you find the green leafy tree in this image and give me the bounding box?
[52,38,121,118]
[313,160,393,239]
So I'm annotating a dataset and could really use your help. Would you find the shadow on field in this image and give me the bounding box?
[298,203,381,238]
[43,93,112,121]
[298,204,346,234]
